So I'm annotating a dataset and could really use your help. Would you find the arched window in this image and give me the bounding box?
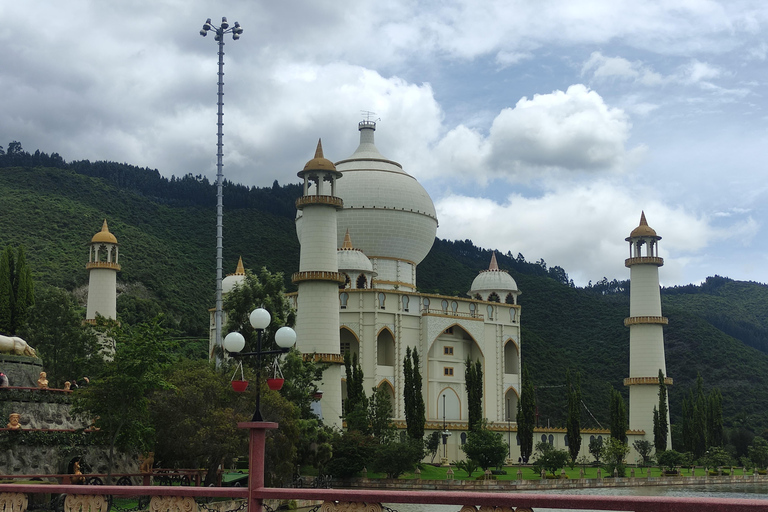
[473,293,482,300]
[510,308,516,322]
[460,432,467,445]
[356,274,367,289]
[469,303,476,317]
[548,434,554,445]
[516,434,520,446]
[441,299,449,313]
[505,293,515,304]
[451,301,458,314]
[378,292,386,310]
[340,273,350,289]
[488,292,500,303]
[487,305,494,321]
[402,295,410,312]
[423,298,430,311]
[541,434,547,443]
[377,329,395,366]
[564,435,569,447]
[340,292,349,309]
[590,435,595,443]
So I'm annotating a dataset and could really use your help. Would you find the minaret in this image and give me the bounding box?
[293,140,345,427]
[624,212,672,447]
[86,219,121,323]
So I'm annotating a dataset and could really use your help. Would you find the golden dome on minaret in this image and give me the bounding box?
[91,219,118,244]
[628,211,660,240]
[302,139,337,173]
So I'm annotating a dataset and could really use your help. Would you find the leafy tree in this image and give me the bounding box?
[403,347,425,440]
[325,429,374,478]
[280,348,327,420]
[461,424,508,470]
[0,245,34,335]
[465,356,483,432]
[368,386,396,442]
[609,388,627,444]
[566,369,581,463]
[21,285,102,387]
[532,441,570,478]
[703,446,733,469]
[707,388,723,448]
[589,436,604,464]
[654,369,669,451]
[748,437,768,468]
[517,365,536,462]
[602,437,629,477]
[370,437,423,478]
[657,449,684,472]
[296,419,333,474]
[72,318,173,482]
[452,458,480,478]
[632,439,654,466]
[344,351,368,433]
[426,431,441,463]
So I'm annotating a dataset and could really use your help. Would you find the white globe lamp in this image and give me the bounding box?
[275,326,297,349]
[249,308,271,330]
[223,331,245,353]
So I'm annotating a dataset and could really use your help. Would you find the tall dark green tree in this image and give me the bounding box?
[465,356,483,432]
[653,369,669,451]
[403,346,425,440]
[0,246,35,335]
[517,365,536,461]
[693,373,708,458]
[566,369,582,463]
[368,385,396,441]
[609,388,627,444]
[344,351,368,433]
[708,388,724,448]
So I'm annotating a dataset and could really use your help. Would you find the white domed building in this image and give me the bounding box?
[289,121,522,461]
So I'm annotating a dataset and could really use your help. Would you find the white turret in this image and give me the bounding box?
[86,220,120,323]
[293,140,345,427]
[624,212,672,447]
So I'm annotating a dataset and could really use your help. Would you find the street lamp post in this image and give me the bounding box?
[200,17,243,365]
[224,308,296,421]
[441,393,451,460]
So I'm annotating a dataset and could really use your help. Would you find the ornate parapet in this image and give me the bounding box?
[0,493,28,512]
[624,316,668,326]
[295,195,343,210]
[303,353,344,364]
[63,494,110,512]
[625,376,673,386]
[85,262,121,271]
[625,256,663,267]
[148,496,198,512]
[292,271,346,284]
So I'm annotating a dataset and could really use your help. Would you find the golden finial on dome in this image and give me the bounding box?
[628,211,659,239]
[91,219,118,244]
[301,138,338,173]
[489,252,499,271]
[342,229,354,250]
[234,256,245,276]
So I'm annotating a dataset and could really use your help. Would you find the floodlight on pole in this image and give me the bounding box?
[200,16,244,366]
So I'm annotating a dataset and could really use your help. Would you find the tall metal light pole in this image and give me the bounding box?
[200,17,243,364]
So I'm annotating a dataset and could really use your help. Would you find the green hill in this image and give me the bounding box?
[3,146,768,436]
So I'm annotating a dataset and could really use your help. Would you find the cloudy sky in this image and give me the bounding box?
[2,0,767,287]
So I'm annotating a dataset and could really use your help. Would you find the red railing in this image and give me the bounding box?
[1,483,768,511]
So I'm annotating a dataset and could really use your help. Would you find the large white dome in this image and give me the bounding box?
[333,122,438,265]
[468,253,520,301]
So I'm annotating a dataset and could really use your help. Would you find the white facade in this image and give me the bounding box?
[85,219,120,322]
[624,212,673,449]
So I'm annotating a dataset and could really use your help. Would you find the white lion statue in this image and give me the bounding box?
[0,335,37,357]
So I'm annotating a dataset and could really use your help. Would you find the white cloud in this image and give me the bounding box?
[434,181,721,286]
[429,85,634,183]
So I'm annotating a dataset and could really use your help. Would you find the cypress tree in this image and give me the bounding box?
[0,247,13,333]
[465,356,483,432]
[708,388,723,448]
[609,388,627,444]
[693,373,707,458]
[12,247,34,333]
[654,369,669,451]
[403,347,414,434]
[344,351,368,433]
[411,348,425,439]
[566,369,582,463]
[517,365,535,462]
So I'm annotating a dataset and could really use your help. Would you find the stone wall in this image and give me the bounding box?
[0,355,44,387]
[0,444,138,477]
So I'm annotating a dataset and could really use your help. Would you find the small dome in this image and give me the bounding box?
[91,219,118,244]
[222,257,246,294]
[628,211,660,240]
[468,253,519,298]
[301,139,338,173]
[337,230,374,273]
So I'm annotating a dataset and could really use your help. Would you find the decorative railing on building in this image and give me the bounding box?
[303,353,345,364]
[422,309,484,321]
[85,261,121,271]
[625,256,664,267]
[624,376,674,386]
[624,316,668,326]
[295,195,344,209]
[292,271,346,284]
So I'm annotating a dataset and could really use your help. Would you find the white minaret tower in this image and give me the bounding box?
[86,219,121,322]
[294,140,345,427]
[624,212,672,447]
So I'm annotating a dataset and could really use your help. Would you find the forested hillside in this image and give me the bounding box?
[3,142,768,437]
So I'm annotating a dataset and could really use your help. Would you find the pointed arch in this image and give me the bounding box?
[437,387,461,420]
[340,326,359,361]
[356,274,367,289]
[377,327,395,366]
[504,338,519,375]
[504,386,519,422]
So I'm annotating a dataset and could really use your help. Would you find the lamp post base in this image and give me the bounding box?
[238,421,278,512]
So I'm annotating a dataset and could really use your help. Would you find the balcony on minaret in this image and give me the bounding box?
[625,211,663,267]
[296,139,344,210]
